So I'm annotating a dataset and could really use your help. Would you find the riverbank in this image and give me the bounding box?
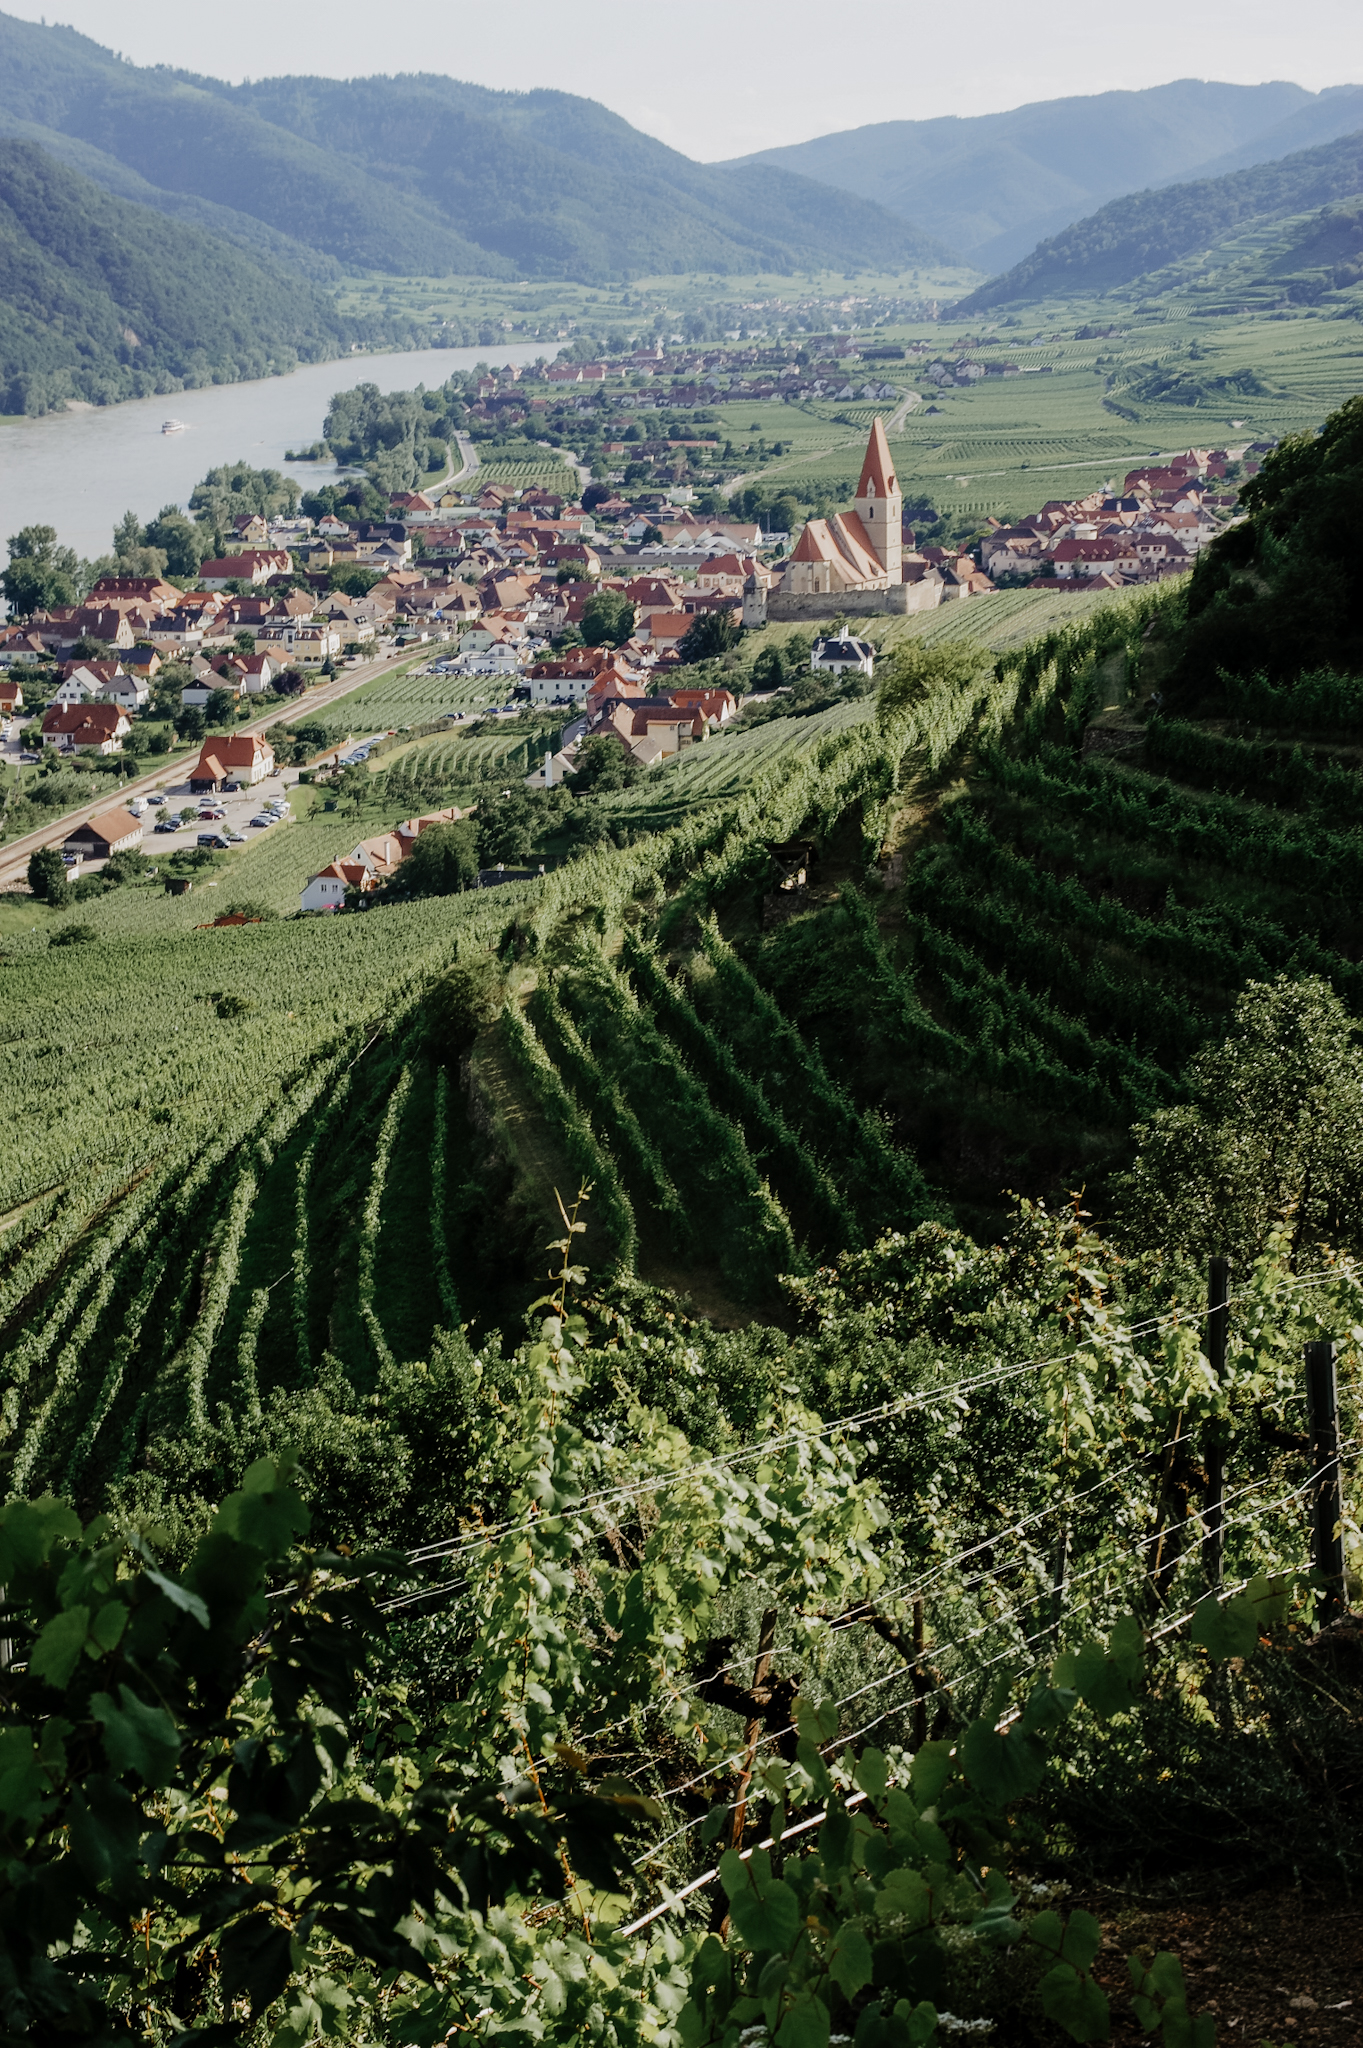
[0,343,545,564]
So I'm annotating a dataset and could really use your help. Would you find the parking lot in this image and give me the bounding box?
[68,764,307,875]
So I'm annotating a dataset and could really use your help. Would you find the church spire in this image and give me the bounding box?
[856,416,896,500]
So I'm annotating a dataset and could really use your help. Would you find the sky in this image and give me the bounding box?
[10,0,1362,158]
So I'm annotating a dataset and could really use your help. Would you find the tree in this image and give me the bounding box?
[233,630,256,654]
[677,609,739,663]
[750,642,791,690]
[144,504,208,578]
[26,845,70,905]
[327,763,369,818]
[477,789,537,866]
[401,819,479,895]
[580,590,636,647]
[205,687,238,726]
[3,525,77,616]
[582,481,613,510]
[1121,976,1363,1263]
[222,898,278,921]
[326,565,381,597]
[175,708,206,743]
[569,733,640,794]
[112,509,143,558]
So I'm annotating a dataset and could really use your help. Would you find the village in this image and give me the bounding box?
[0,410,1258,916]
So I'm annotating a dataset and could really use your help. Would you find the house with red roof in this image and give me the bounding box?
[41,703,131,752]
[189,733,276,791]
[197,551,293,590]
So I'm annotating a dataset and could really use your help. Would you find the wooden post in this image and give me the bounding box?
[912,1597,928,1749]
[730,1607,778,1851]
[1202,1256,1229,1589]
[1305,1340,1345,1624]
[1048,1525,1069,1638]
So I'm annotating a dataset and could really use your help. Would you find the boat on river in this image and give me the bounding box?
[161,418,188,435]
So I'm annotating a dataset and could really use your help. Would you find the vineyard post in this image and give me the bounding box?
[1305,1339,1345,1623]
[1202,1255,1229,1588]
[912,1595,929,1748]
[729,1605,778,1851]
[1048,1525,1069,1638]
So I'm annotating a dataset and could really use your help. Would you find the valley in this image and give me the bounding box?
[2,22,1363,2042]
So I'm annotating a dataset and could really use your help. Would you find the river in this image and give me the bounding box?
[0,343,548,565]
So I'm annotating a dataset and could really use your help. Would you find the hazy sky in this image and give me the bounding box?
[12,0,1362,158]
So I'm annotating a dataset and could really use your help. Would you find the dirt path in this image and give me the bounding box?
[1087,1888,1363,2048]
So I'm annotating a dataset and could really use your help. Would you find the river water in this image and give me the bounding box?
[0,343,547,565]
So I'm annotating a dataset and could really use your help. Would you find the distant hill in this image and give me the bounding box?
[721,80,1360,272]
[954,128,1363,310]
[0,12,950,280]
[0,139,352,415]
[1158,84,1363,185]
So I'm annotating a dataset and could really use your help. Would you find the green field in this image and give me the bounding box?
[283,661,503,739]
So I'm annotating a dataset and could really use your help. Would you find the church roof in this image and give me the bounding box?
[857,417,897,500]
[789,511,885,583]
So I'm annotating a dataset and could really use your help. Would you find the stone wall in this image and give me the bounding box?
[767,582,942,621]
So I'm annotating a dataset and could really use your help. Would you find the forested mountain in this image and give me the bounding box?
[955,126,1363,309]
[0,140,353,416]
[722,79,1353,271]
[0,11,949,280]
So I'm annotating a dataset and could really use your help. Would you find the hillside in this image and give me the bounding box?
[2,394,1362,2036]
[0,11,949,280]
[956,126,1363,309]
[721,79,1343,271]
[0,139,351,416]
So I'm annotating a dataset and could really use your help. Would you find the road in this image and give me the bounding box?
[450,432,480,486]
[0,643,425,888]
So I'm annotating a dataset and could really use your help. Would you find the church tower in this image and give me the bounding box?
[853,417,902,583]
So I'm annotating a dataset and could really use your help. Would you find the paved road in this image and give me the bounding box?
[451,432,480,486]
[0,644,424,888]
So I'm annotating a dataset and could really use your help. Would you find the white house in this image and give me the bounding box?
[101,672,151,712]
[811,636,876,679]
[526,669,593,705]
[300,867,349,913]
[51,670,108,707]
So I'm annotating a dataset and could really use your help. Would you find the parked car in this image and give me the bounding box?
[249,814,275,828]
[222,780,242,792]
[266,801,291,817]
[154,819,179,834]
[61,852,81,867]
[198,831,229,848]
[198,806,226,821]
[224,831,246,844]
[18,751,41,764]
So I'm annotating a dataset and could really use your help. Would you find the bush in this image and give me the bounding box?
[222,899,278,922]
[104,849,151,886]
[48,923,98,946]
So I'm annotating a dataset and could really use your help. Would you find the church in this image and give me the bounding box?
[781,417,902,596]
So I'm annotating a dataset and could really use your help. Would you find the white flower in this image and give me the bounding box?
[935,2016,995,2035]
